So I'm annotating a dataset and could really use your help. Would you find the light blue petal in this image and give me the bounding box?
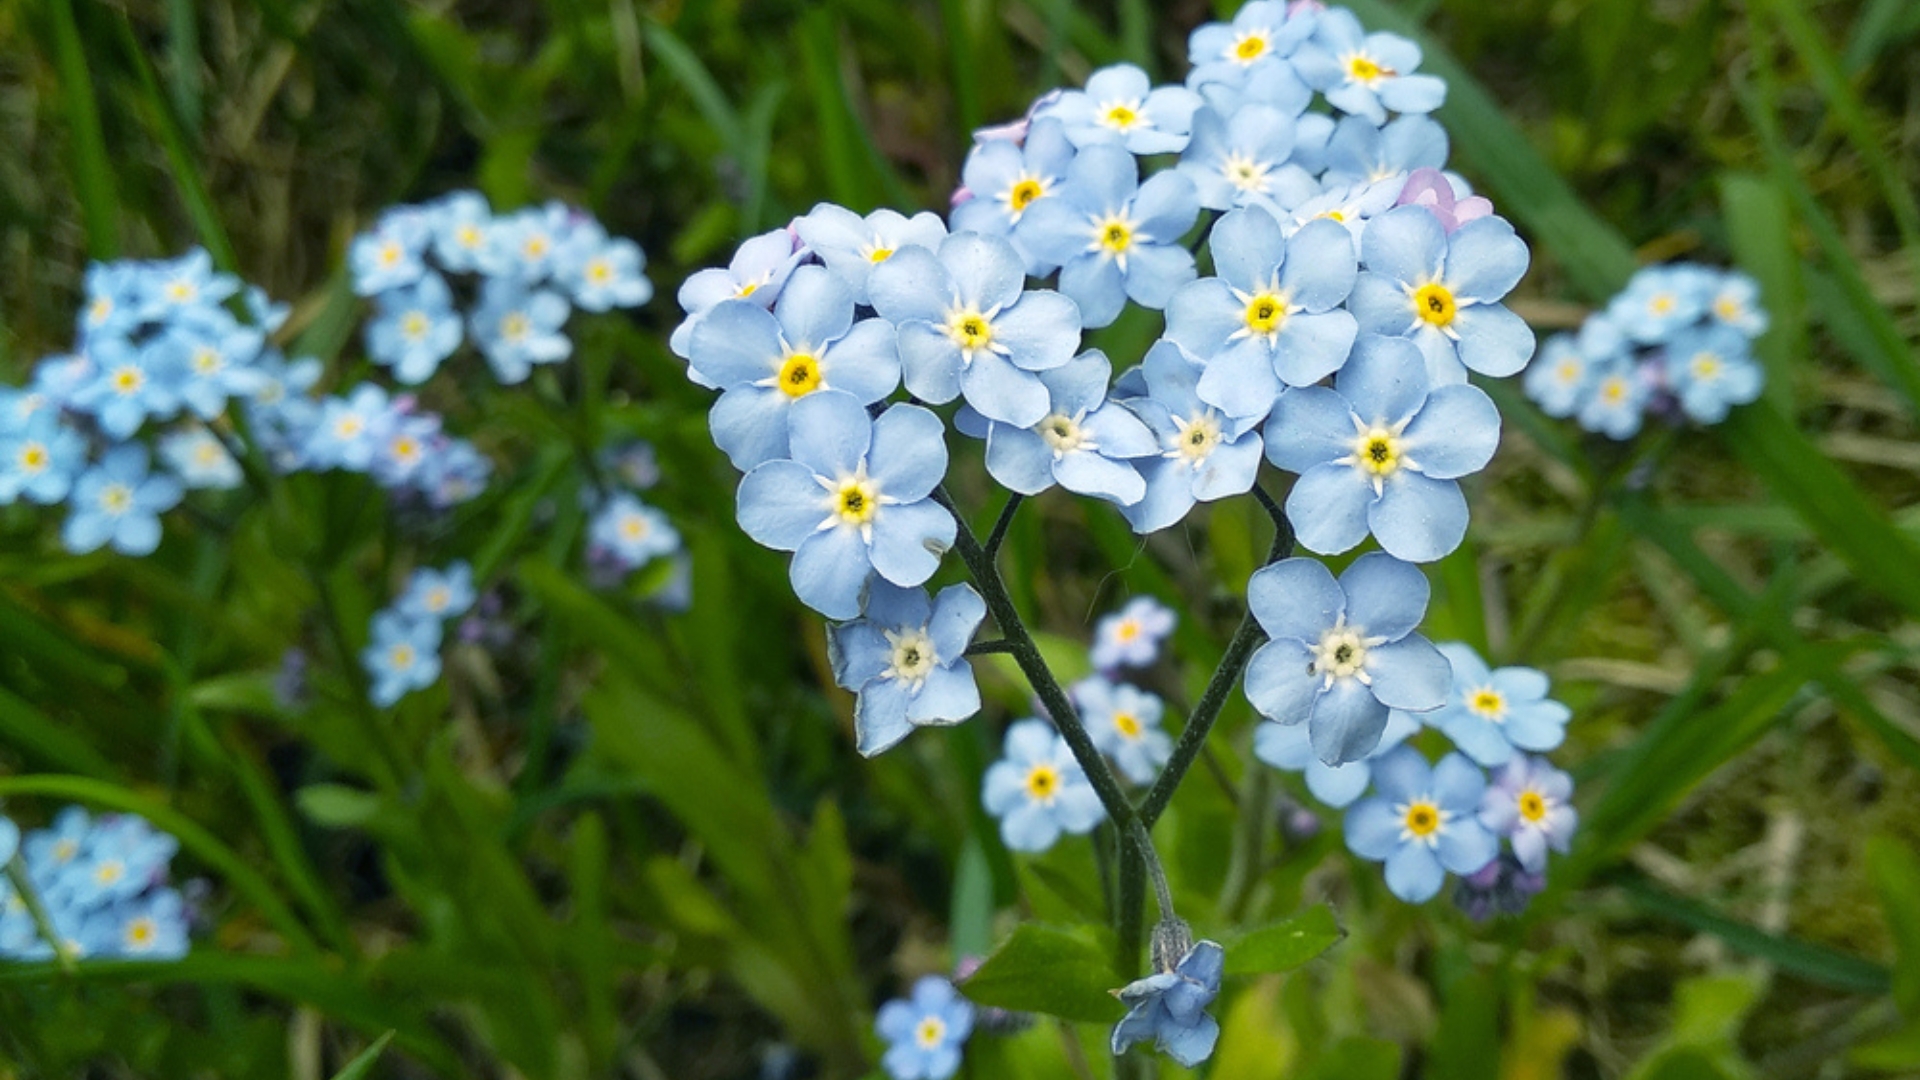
[1133,171,1201,242]
[1123,461,1199,533]
[929,584,988,658]
[823,319,901,403]
[1401,384,1500,479]
[1247,557,1343,642]
[869,246,951,325]
[1452,303,1534,377]
[1439,714,1514,767]
[961,352,1051,427]
[1122,243,1198,310]
[1439,641,1492,686]
[1053,783,1106,832]
[1191,433,1263,501]
[898,325,964,405]
[1002,802,1062,852]
[869,499,955,587]
[790,527,873,619]
[1253,720,1314,770]
[1336,334,1429,426]
[1369,472,1467,562]
[1208,205,1287,293]
[1338,552,1429,640]
[908,663,980,724]
[1264,387,1356,471]
[1310,677,1389,765]
[1348,272,1417,336]
[1160,1014,1220,1067]
[868,403,949,501]
[1436,820,1499,875]
[1273,310,1359,388]
[1060,254,1128,329]
[1242,639,1320,725]
[994,290,1081,372]
[1286,463,1375,556]
[688,301,782,386]
[1360,205,1446,287]
[1505,701,1572,751]
[942,232,1027,311]
[1367,745,1431,802]
[1441,217,1527,304]
[1431,752,1489,809]
[1056,451,1145,504]
[112,513,163,556]
[1384,841,1445,902]
[773,265,855,349]
[787,390,873,479]
[1196,337,1282,422]
[855,681,915,756]
[1379,73,1447,116]
[1306,759,1374,808]
[1281,218,1359,312]
[982,761,1028,814]
[708,385,794,472]
[1343,797,1403,859]
[1165,278,1244,358]
[1365,636,1453,712]
[1084,403,1159,458]
[736,460,828,550]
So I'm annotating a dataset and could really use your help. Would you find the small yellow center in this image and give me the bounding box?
[402,312,430,339]
[1113,712,1142,739]
[53,839,77,863]
[1714,296,1742,321]
[1245,292,1286,336]
[101,485,133,514]
[887,629,938,682]
[833,477,880,526]
[20,443,48,471]
[1649,293,1676,316]
[126,918,156,947]
[1025,764,1061,800]
[89,297,113,323]
[1600,379,1627,404]
[194,349,221,373]
[945,309,995,354]
[1101,102,1141,130]
[1038,413,1085,454]
[1468,688,1506,721]
[523,235,551,260]
[167,281,196,302]
[1690,352,1722,380]
[501,312,531,342]
[336,416,365,439]
[619,514,649,541]
[112,368,144,395]
[1346,53,1390,83]
[1172,413,1222,462]
[587,260,613,284]
[1518,791,1548,823]
[1351,427,1401,478]
[1412,283,1457,328]
[1322,209,1348,223]
[391,436,421,462]
[865,245,894,264]
[777,352,823,398]
[388,644,416,669]
[915,1017,947,1050]
[1402,800,1442,837]
[1555,359,1581,383]
[1233,32,1270,63]
[1116,619,1141,642]
[1007,177,1046,212]
[1097,217,1133,256]
[378,243,402,267]
[1311,626,1369,681]
[425,586,451,612]
[735,280,762,298]
[95,861,124,885]
[194,443,220,466]
[457,224,482,249]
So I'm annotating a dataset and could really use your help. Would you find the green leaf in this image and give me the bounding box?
[1718,173,1804,412]
[1299,1036,1402,1080]
[1615,876,1890,995]
[1223,905,1342,976]
[1868,835,1920,1015]
[960,923,1125,1023]
[950,836,995,963]
[296,784,383,829]
[328,1032,395,1080]
[1853,1020,1920,1071]
[47,0,118,257]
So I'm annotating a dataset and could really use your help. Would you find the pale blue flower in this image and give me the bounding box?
[428,190,495,272]
[0,409,87,505]
[61,445,184,557]
[792,203,947,306]
[1035,63,1203,155]
[304,384,397,471]
[1242,553,1451,765]
[1254,709,1418,808]
[158,426,243,490]
[672,228,806,359]
[1120,340,1264,533]
[1607,264,1708,344]
[587,491,681,572]
[1349,204,1534,385]
[70,337,186,440]
[1110,939,1225,1067]
[1175,104,1314,212]
[1264,174,1402,247]
[733,391,954,620]
[469,278,572,383]
[140,248,241,320]
[1292,9,1446,125]
[1522,333,1593,418]
[1706,270,1768,338]
[1166,207,1357,422]
[350,216,430,297]
[1186,0,1317,92]
[1663,323,1763,423]
[976,349,1158,505]
[554,223,654,312]
[1344,747,1500,902]
[829,581,986,756]
[480,202,574,283]
[867,232,1080,427]
[877,976,974,1080]
[1575,356,1649,440]
[165,319,268,420]
[1264,333,1500,562]
[1073,675,1172,783]
[77,261,147,343]
[1320,114,1449,189]
[981,718,1105,852]
[1091,596,1176,671]
[396,561,477,623]
[1417,642,1570,767]
[1478,755,1577,874]
[361,611,443,707]
[367,271,463,383]
[950,117,1077,274]
[1016,144,1200,328]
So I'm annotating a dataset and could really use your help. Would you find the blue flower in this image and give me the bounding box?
[1320,114,1449,189]
[1175,104,1313,212]
[1264,333,1500,562]
[1121,341,1266,533]
[1349,204,1534,385]
[828,581,986,756]
[554,223,654,312]
[1072,676,1172,784]
[867,232,1081,427]
[70,337,187,440]
[1185,0,1317,92]
[1521,333,1593,418]
[1607,264,1709,344]
[158,426,243,490]
[1254,708,1419,808]
[304,384,397,471]
[1291,9,1446,125]
[1242,553,1451,765]
[78,261,148,343]
[982,718,1105,851]
[672,228,806,359]
[62,445,184,557]
[792,203,947,306]
[1264,173,1402,248]
[140,248,241,321]
[1419,642,1570,766]
[427,190,494,273]
[1110,938,1225,1067]
[350,215,431,296]
[1663,323,1763,423]
[93,888,189,959]
[368,271,464,383]
[1706,270,1769,338]
[974,349,1158,505]
[950,117,1078,274]
[1478,755,1578,874]
[1016,144,1200,328]
[3,809,190,961]
[166,319,268,421]
[469,278,572,384]
[1575,357,1649,440]
[876,976,974,1080]
[0,409,87,505]
[0,817,15,865]
[734,392,954,620]
[1035,63,1203,155]
[415,438,492,508]
[361,611,443,707]
[479,202,573,284]
[1343,747,1500,902]
[692,265,902,471]
[397,561,477,623]
[1166,208,1358,422]
[587,491,682,572]
[1090,595,1177,671]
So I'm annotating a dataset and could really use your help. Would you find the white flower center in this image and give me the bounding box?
[883,627,938,687]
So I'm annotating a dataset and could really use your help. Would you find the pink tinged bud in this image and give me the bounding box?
[950,185,976,209]
[1288,0,1327,13]
[971,117,1031,146]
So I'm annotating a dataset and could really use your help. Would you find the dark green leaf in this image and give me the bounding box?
[1868,835,1920,1014]
[1223,905,1342,976]
[960,924,1124,1023]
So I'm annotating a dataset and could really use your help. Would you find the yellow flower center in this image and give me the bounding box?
[378,243,402,267]
[100,484,133,514]
[1714,296,1742,321]
[391,436,420,462]
[1007,177,1046,213]
[167,281,196,302]
[1555,359,1581,384]
[1322,209,1348,223]
[1351,426,1402,479]
[425,586,451,612]
[402,312,430,339]
[1171,413,1222,463]
[915,1017,947,1050]
[19,443,48,471]
[735,280,762,298]
[1232,31,1270,63]
[1345,53,1392,84]
[886,628,938,683]
[501,312,531,342]
[1468,688,1506,720]
[53,839,77,863]
[1100,101,1142,130]
[1098,218,1133,256]
[126,918,156,947]
[1311,626,1369,681]
[336,416,365,439]
[112,367,144,395]
[1038,413,1086,454]
[1116,619,1141,642]
[944,308,995,354]
[1113,711,1142,739]
[89,297,113,324]
[588,260,613,284]
[95,861,124,885]
[457,224,482,249]
[1600,378,1627,404]
[864,245,894,264]
[1649,293,1676,315]
[1690,352,1722,380]
[1024,763,1061,800]
[832,476,881,527]
[1401,800,1442,838]
[1244,292,1287,336]
[619,514,649,541]
[388,644,416,669]
[1412,282,1457,329]
[1518,790,1548,823]
[523,235,550,260]
[194,349,222,374]
[776,352,823,398]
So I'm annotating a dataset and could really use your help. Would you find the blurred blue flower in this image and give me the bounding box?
[0,409,87,505]
[349,216,430,296]
[368,270,463,383]
[1575,357,1649,440]
[1420,642,1570,767]
[469,278,573,384]
[587,491,682,574]
[1706,270,1769,337]
[1521,333,1593,418]
[480,202,573,284]
[1254,708,1419,808]
[304,384,397,471]
[1662,323,1763,423]
[1091,595,1177,671]
[1343,747,1499,902]
[733,392,953,620]
[876,976,974,1080]
[158,426,243,490]
[427,190,494,273]
[70,337,186,440]
[62,444,184,557]
[3,808,189,961]
[140,248,241,320]
[1242,553,1450,764]
[1607,264,1709,345]
[397,561,478,623]
[361,611,443,707]
[166,320,268,420]
[1166,208,1357,421]
[1349,204,1534,385]
[867,232,1080,427]
[975,349,1158,505]
[692,265,901,471]
[982,718,1105,851]
[792,203,947,306]
[1479,754,1577,874]
[1264,333,1500,562]
[1072,676,1172,784]
[829,581,986,756]
[1121,341,1265,533]
[554,222,654,312]
[1035,63,1203,155]
[1110,938,1225,1067]
[1016,144,1200,328]
[1292,9,1446,124]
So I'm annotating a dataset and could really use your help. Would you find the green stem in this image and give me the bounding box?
[984,492,1023,558]
[6,855,74,974]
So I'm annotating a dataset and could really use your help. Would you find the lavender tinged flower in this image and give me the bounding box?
[1110,939,1225,1067]
[828,581,986,756]
[1419,642,1570,767]
[1453,851,1546,920]
[1478,755,1577,874]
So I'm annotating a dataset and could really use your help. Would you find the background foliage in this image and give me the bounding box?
[0,0,1918,1077]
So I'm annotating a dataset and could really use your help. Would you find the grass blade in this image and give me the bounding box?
[47,0,119,257]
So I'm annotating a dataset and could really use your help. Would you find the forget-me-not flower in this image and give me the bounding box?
[1349,204,1534,385]
[867,232,1080,427]
[1662,323,1763,423]
[469,278,572,383]
[1176,104,1313,212]
[1478,755,1577,874]
[1242,553,1451,765]
[828,581,986,756]
[1575,356,1649,439]
[734,391,954,620]
[0,410,86,505]
[1035,63,1203,155]
[672,228,806,360]
[950,117,1077,275]
[792,203,946,306]
[362,611,443,707]
[554,223,654,312]
[61,445,185,557]
[982,718,1105,852]
[70,337,186,440]
[428,190,494,273]
[1016,144,1200,328]
[1110,938,1225,1067]
[1255,708,1419,808]
[1706,270,1769,337]
[1091,595,1177,671]
[588,491,682,572]
[350,216,430,297]
[1264,333,1500,562]
[1121,341,1265,534]
[1344,747,1499,902]
[158,426,243,490]
[1522,333,1594,418]
[1073,675,1172,784]
[367,271,463,383]
[1321,114,1449,189]
[1419,642,1570,767]
[876,976,974,1080]
[1291,9,1446,125]
[396,561,477,623]
[1185,0,1316,92]
[1607,264,1708,344]
[975,349,1158,505]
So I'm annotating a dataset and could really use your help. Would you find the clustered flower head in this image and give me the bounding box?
[1,807,189,961]
[1524,262,1767,438]
[361,560,476,707]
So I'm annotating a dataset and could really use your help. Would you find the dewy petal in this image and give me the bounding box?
[1451,304,1535,378]
[1348,272,1418,336]
[942,231,1027,311]
[1207,205,1288,294]
[736,460,829,550]
[1273,310,1359,387]
[790,527,873,620]
[1401,384,1500,479]
[1060,254,1129,329]
[1287,463,1375,556]
[773,265,855,351]
[867,403,949,501]
[786,390,874,479]
[1344,797,1404,859]
[1384,841,1445,902]
[1337,552,1429,641]
[1360,204,1447,287]
[1247,557,1343,642]
[994,290,1082,372]
[868,499,955,587]
[1132,171,1201,242]
[1280,218,1360,312]
[1369,472,1467,562]
[1055,450,1146,505]
[1241,639,1320,725]
[961,351,1051,428]
[1365,636,1453,712]
[867,245,951,326]
[1441,217,1528,304]
[1309,677,1389,765]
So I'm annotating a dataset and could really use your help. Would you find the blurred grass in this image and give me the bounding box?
[0,0,1916,1078]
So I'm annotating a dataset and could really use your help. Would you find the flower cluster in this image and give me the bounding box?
[2,807,189,961]
[875,976,975,1080]
[351,192,653,384]
[361,561,476,707]
[584,441,684,583]
[1524,263,1767,438]
[1256,639,1578,906]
